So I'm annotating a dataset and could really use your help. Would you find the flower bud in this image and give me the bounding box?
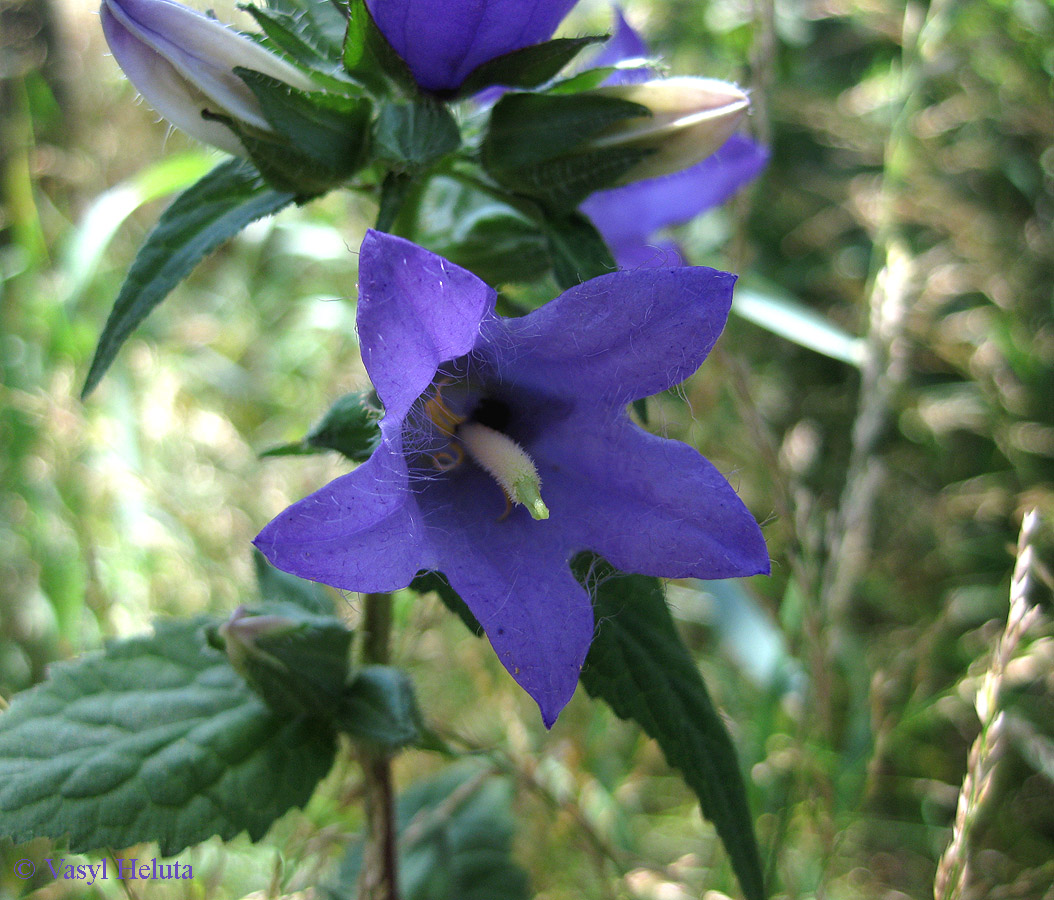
[100,0,317,154]
[588,77,751,184]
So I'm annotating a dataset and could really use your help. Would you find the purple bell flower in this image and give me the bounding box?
[254,230,769,727]
[365,0,579,93]
[580,9,770,267]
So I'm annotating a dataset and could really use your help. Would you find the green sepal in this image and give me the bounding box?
[260,390,381,462]
[343,0,417,95]
[0,618,336,856]
[241,4,354,91]
[217,605,354,722]
[327,764,529,900]
[258,0,347,56]
[456,35,607,97]
[81,158,294,397]
[373,99,461,171]
[481,91,654,209]
[542,211,617,288]
[423,555,767,900]
[235,68,372,176]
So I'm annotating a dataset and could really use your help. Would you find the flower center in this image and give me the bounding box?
[421,381,549,521]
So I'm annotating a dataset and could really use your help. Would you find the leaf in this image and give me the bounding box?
[373,100,461,170]
[457,35,607,96]
[578,559,767,900]
[483,91,649,171]
[82,158,294,397]
[336,666,422,750]
[242,3,352,89]
[260,0,347,55]
[254,549,334,615]
[543,211,616,288]
[732,286,865,367]
[343,0,417,95]
[327,764,529,900]
[236,68,371,173]
[0,618,336,856]
[423,559,766,900]
[260,389,381,461]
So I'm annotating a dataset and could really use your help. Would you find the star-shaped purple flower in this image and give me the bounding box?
[254,230,769,726]
[365,0,579,92]
[580,10,770,267]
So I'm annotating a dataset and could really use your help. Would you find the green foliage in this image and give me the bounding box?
[481,91,653,209]
[543,211,617,288]
[0,618,336,856]
[327,764,530,900]
[336,666,422,750]
[261,389,382,461]
[235,69,372,175]
[81,158,294,397]
[343,0,417,95]
[456,36,608,96]
[578,560,766,900]
[373,100,461,171]
[419,558,765,900]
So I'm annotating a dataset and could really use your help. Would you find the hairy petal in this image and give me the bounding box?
[581,134,769,266]
[253,442,428,593]
[418,466,593,727]
[365,0,579,92]
[533,414,771,579]
[494,266,734,407]
[357,231,496,422]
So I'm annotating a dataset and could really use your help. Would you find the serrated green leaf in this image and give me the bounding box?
[217,117,346,196]
[236,68,371,174]
[543,211,616,288]
[424,557,766,900]
[262,0,347,54]
[327,764,529,900]
[456,35,607,96]
[308,390,382,459]
[254,549,334,615]
[82,159,294,397]
[373,100,461,170]
[336,666,422,750]
[0,618,336,856]
[578,559,767,900]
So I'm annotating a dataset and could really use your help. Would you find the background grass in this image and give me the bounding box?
[1,0,1052,897]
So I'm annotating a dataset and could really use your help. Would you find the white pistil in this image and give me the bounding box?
[458,422,550,521]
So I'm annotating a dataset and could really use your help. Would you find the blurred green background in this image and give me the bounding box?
[1,0,1052,897]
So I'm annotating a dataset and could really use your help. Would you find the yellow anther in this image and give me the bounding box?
[423,379,465,435]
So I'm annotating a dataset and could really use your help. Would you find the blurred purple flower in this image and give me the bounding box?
[365,0,579,92]
[100,0,316,154]
[255,230,769,726]
[580,9,769,267]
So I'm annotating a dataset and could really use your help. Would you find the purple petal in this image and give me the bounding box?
[533,413,770,579]
[493,265,735,406]
[357,230,496,422]
[365,0,579,92]
[581,134,770,267]
[417,466,593,727]
[253,441,428,593]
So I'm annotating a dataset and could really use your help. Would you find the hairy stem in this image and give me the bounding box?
[357,592,400,900]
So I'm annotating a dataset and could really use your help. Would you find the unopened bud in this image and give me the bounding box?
[589,77,751,184]
[100,0,316,154]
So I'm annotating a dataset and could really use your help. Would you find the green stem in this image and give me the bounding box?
[356,592,399,900]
